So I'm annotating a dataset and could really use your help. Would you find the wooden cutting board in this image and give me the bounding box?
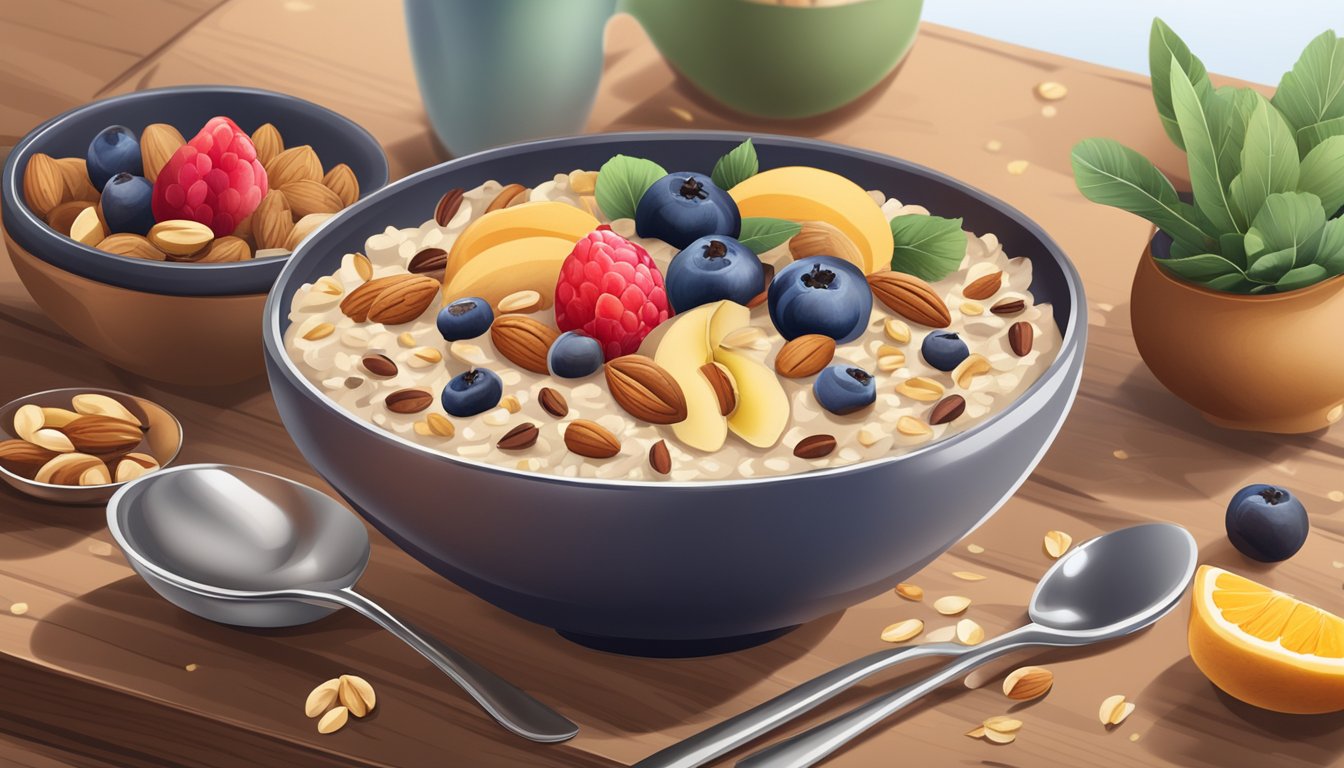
[1,2,1341,766]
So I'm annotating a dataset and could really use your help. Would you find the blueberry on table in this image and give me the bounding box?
[1225,484,1309,562]
[441,368,503,417]
[436,297,493,341]
[86,125,143,190]
[768,255,873,343]
[100,173,155,236]
[813,364,876,415]
[665,235,765,312]
[921,331,970,371]
[634,171,741,249]
[547,331,604,378]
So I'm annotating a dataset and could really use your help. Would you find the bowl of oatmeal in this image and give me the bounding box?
[263,132,1084,656]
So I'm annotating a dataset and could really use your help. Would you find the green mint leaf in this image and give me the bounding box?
[1296,116,1344,156]
[1248,191,1327,263]
[594,155,667,221]
[1150,18,1212,150]
[1219,232,1249,269]
[1171,58,1242,234]
[736,217,801,254]
[1228,97,1300,230]
[711,139,758,190]
[1246,246,1298,282]
[1298,135,1344,214]
[1276,263,1328,292]
[1158,253,1245,282]
[1313,217,1344,274]
[1205,273,1258,293]
[1070,137,1216,248]
[1270,30,1344,134]
[889,215,966,282]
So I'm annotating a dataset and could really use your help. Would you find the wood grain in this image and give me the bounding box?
[1,2,1341,767]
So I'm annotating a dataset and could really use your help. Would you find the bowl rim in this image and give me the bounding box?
[0,386,184,497]
[263,129,1086,490]
[1,84,389,297]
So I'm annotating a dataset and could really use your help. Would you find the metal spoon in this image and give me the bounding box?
[638,523,1196,768]
[106,463,578,743]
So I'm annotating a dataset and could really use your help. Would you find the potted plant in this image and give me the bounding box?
[1072,20,1344,433]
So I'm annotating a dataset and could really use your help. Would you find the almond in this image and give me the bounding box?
[604,355,688,425]
[789,220,864,268]
[774,334,836,378]
[963,270,1003,300]
[648,439,671,475]
[485,183,527,212]
[367,275,439,325]
[700,363,737,417]
[23,153,67,216]
[115,454,159,482]
[793,434,837,459]
[61,415,143,455]
[265,145,322,188]
[281,179,344,218]
[34,452,104,485]
[140,123,185,182]
[385,388,432,414]
[80,463,113,486]
[305,678,340,718]
[317,706,348,735]
[285,213,333,251]
[70,205,105,246]
[497,423,539,450]
[867,272,951,328]
[434,188,466,226]
[196,236,252,263]
[254,190,294,251]
[148,219,213,256]
[322,163,359,208]
[538,387,568,418]
[251,123,284,167]
[71,394,142,426]
[1009,321,1034,356]
[340,274,417,322]
[56,157,100,202]
[490,315,559,374]
[1003,666,1053,701]
[46,200,95,235]
[929,395,966,425]
[338,675,376,717]
[0,439,59,479]
[97,233,166,260]
[408,247,448,280]
[361,354,397,377]
[895,583,923,601]
[564,419,621,459]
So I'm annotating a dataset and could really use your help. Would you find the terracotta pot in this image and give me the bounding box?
[1131,232,1344,433]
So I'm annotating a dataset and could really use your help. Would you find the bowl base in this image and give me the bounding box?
[1200,403,1343,435]
[557,625,798,658]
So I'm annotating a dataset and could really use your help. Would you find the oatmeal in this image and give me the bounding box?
[284,143,1060,482]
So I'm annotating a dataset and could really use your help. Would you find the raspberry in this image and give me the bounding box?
[151,116,267,238]
[555,227,670,360]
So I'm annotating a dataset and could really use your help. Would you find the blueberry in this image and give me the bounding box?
[1225,484,1309,562]
[441,368,503,417]
[635,172,741,249]
[665,235,764,312]
[86,125,143,190]
[767,256,872,343]
[813,364,876,415]
[921,331,970,371]
[547,331,603,378]
[99,173,155,236]
[436,297,493,341]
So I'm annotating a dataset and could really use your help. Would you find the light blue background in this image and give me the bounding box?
[923,1,1342,85]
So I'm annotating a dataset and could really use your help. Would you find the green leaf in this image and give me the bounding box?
[710,139,758,191]
[1169,239,1199,261]
[1297,116,1344,156]
[1247,191,1327,262]
[1150,19,1212,150]
[1158,253,1244,282]
[1297,136,1344,214]
[1205,273,1258,293]
[1228,97,1300,229]
[1070,137,1215,248]
[1246,247,1298,282]
[889,215,967,282]
[1314,218,1344,273]
[1271,30,1344,132]
[1276,263,1328,291]
[1171,59,1242,234]
[594,154,666,220]
[736,217,801,255]
[1219,232,1249,269]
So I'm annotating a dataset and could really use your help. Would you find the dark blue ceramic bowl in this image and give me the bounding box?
[264,132,1086,656]
[2,85,388,296]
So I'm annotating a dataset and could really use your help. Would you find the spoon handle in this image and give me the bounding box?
[737,629,1048,768]
[326,587,578,743]
[634,642,966,768]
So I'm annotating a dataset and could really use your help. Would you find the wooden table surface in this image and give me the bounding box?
[2,2,1342,767]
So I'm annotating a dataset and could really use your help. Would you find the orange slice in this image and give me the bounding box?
[1189,565,1344,714]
